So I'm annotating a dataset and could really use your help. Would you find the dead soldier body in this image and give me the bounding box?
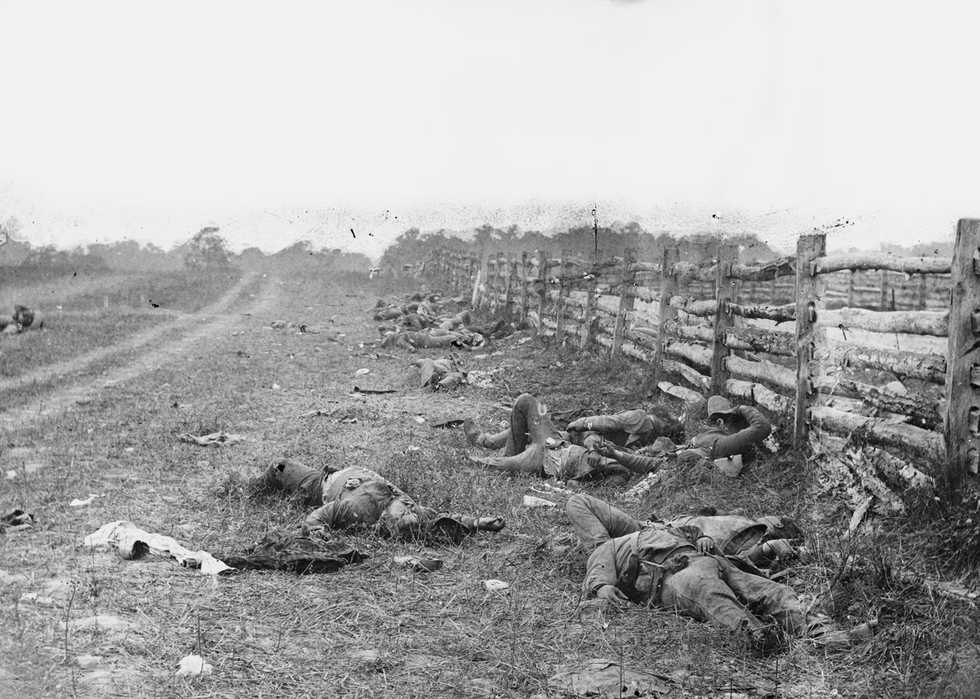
[596,395,772,476]
[464,393,632,484]
[251,459,505,540]
[565,493,869,652]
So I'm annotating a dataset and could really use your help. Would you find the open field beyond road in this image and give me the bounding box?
[0,271,976,698]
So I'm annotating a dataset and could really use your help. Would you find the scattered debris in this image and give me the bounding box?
[483,579,509,592]
[178,432,244,447]
[523,495,557,509]
[4,470,16,480]
[431,418,465,429]
[84,521,233,576]
[355,368,371,376]
[176,654,213,677]
[271,382,282,390]
[413,416,426,424]
[69,494,101,508]
[352,385,397,395]
[394,555,443,572]
[547,658,675,698]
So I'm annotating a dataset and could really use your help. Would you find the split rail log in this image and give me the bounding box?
[814,376,942,429]
[658,381,704,405]
[944,218,980,500]
[812,253,952,276]
[726,354,797,393]
[711,244,738,393]
[818,308,949,336]
[669,296,718,317]
[725,378,793,414]
[809,405,945,463]
[725,326,796,357]
[728,301,796,324]
[664,340,712,370]
[651,248,679,388]
[821,342,946,384]
[534,251,548,336]
[662,358,711,391]
[658,320,713,345]
[730,257,796,281]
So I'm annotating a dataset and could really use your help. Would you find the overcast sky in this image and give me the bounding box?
[1,0,979,258]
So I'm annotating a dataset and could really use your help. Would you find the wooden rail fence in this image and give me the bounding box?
[425,222,980,505]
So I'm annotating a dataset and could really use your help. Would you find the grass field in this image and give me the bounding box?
[0,269,976,698]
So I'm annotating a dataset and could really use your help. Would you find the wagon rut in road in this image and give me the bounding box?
[0,275,278,430]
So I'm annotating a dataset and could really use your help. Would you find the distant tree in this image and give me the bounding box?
[0,216,21,247]
[184,226,231,270]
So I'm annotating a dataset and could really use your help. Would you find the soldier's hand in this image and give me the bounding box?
[696,536,715,554]
[595,584,629,606]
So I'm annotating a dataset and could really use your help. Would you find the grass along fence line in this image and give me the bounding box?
[426,221,980,515]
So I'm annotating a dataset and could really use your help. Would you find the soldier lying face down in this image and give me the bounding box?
[464,393,633,484]
[250,459,505,542]
[565,493,871,653]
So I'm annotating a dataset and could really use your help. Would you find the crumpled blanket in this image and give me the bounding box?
[84,521,233,576]
[219,530,367,574]
[178,431,244,447]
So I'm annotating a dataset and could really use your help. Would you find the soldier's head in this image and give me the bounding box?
[706,395,739,431]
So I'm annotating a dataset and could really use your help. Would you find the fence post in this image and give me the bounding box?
[611,249,636,360]
[535,250,549,336]
[710,243,738,394]
[944,219,980,502]
[917,274,928,311]
[847,271,855,307]
[879,269,889,311]
[581,257,598,350]
[519,252,530,324]
[794,233,827,450]
[499,253,511,319]
[651,247,678,388]
[554,253,567,344]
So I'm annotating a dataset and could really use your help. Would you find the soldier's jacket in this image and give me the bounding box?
[666,515,768,556]
[566,409,675,448]
[584,524,699,598]
[689,405,771,459]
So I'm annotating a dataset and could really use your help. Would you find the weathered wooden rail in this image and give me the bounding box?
[426,221,979,505]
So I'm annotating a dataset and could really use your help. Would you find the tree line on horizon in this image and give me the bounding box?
[0,222,371,278]
[378,221,956,272]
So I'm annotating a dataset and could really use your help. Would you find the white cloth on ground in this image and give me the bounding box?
[84,521,232,576]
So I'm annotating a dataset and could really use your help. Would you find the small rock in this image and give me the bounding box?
[354,368,370,376]
[4,470,16,480]
[413,416,426,424]
[394,555,442,572]
[483,579,510,592]
[24,461,45,474]
[175,654,213,677]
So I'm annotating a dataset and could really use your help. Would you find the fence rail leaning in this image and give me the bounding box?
[424,220,979,504]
